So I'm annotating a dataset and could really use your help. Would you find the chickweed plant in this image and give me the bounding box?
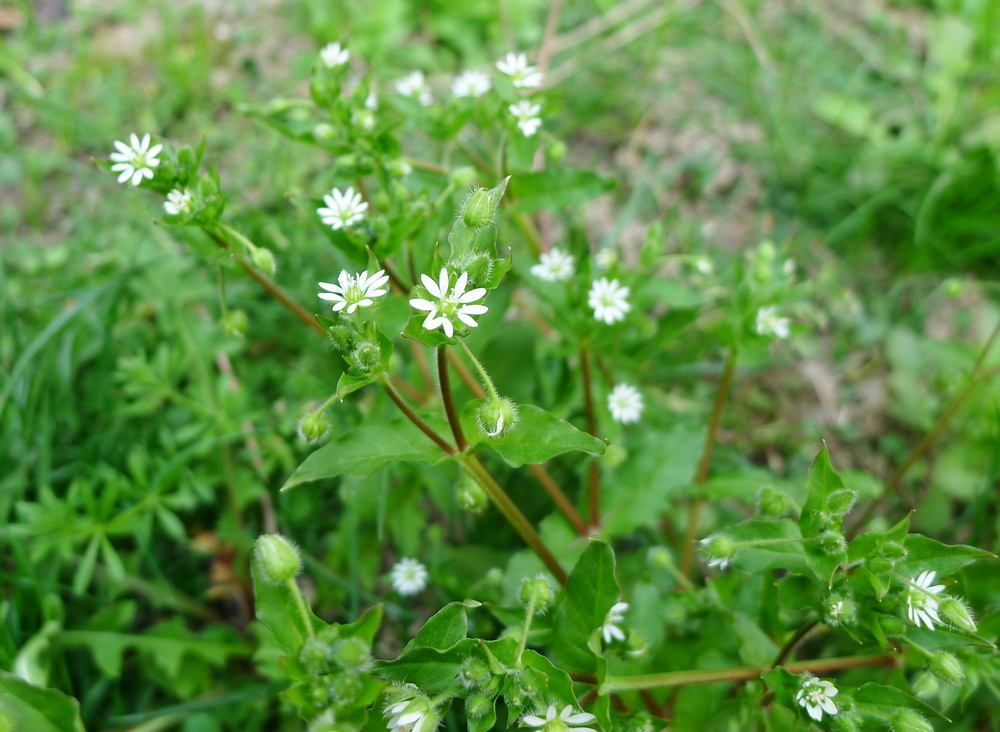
[3,7,998,732]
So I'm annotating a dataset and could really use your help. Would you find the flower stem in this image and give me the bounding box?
[516,594,537,666]
[286,578,315,639]
[458,340,500,401]
[680,346,738,579]
[580,346,601,528]
[380,377,455,454]
[437,346,468,452]
[600,653,898,694]
[462,455,568,584]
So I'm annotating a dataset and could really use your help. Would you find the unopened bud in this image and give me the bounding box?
[546,138,567,162]
[476,397,519,438]
[823,593,858,626]
[387,159,412,177]
[221,308,249,337]
[877,540,907,561]
[465,692,494,719]
[450,166,476,190]
[299,636,334,671]
[625,630,649,658]
[298,411,329,444]
[251,247,277,277]
[330,671,365,706]
[253,534,302,584]
[459,657,492,689]
[826,488,857,515]
[757,486,792,517]
[455,476,488,514]
[939,596,977,633]
[890,709,933,732]
[448,249,494,287]
[700,534,736,562]
[830,711,862,732]
[313,122,336,140]
[346,339,382,374]
[928,651,964,684]
[331,637,371,670]
[819,530,847,556]
[462,187,494,230]
[519,575,554,612]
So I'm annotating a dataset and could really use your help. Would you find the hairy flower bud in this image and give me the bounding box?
[299,636,334,672]
[757,486,793,517]
[826,488,857,516]
[251,247,277,277]
[462,187,494,230]
[329,671,365,706]
[939,596,977,633]
[877,540,908,561]
[823,593,858,627]
[298,411,330,444]
[818,529,847,556]
[928,650,964,685]
[459,657,493,690]
[465,692,495,719]
[345,339,383,374]
[455,476,489,514]
[476,397,519,438]
[700,534,736,568]
[890,709,933,732]
[254,534,301,584]
[447,249,495,287]
[519,575,554,613]
[221,308,249,337]
[331,637,371,671]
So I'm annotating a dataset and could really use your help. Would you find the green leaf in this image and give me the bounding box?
[508,170,615,212]
[762,667,800,709]
[340,605,384,644]
[0,672,86,732]
[895,535,995,577]
[799,448,850,584]
[281,417,447,491]
[404,601,478,652]
[250,557,325,655]
[854,682,949,722]
[461,402,605,467]
[550,541,620,672]
[373,639,477,694]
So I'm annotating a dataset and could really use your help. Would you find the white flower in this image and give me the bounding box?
[385,696,434,732]
[508,101,542,137]
[521,705,596,731]
[317,269,390,314]
[394,71,432,106]
[390,558,428,596]
[409,268,489,339]
[530,248,575,281]
[694,256,713,275]
[163,188,193,216]
[755,306,790,339]
[588,277,631,324]
[607,383,643,424]
[795,675,839,722]
[496,52,543,89]
[906,570,945,630]
[317,186,368,230]
[601,601,629,644]
[109,133,161,186]
[452,69,491,98]
[320,42,349,68]
[594,248,617,271]
[365,89,379,110]
[698,537,731,570]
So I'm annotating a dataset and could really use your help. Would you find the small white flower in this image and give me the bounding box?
[452,69,491,98]
[409,268,489,339]
[601,601,629,645]
[394,71,432,106]
[594,248,617,271]
[607,383,643,424]
[320,42,350,68]
[906,570,945,630]
[588,277,631,324]
[508,100,542,137]
[109,133,161,186]
[795,675,839,722]
[530,248,574,281]
[317,269,390,314]
[755,306,791,339]
[385,696,434,732]
[163,188,193,216]
[698,537,731,570]
[365,89,379,110]
[496,52,543,89]
[521,704,596,731]
[390,558,428,596]
[317,186,368,230]
[694,256,713,275]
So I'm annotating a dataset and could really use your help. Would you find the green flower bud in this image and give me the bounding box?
[519,575,554,612]
[830,710,862,732]
[455,476,489,514]
[928,650,964,685]
[329,671,365,707]
[757,486,792,517]
[307,709,346,732]
[880,615,906,635]
[866,556,895,575]
[387,159,412,177]
[546,138,567,163]
[335,154,357,169]
[220,308,249,337]
[877,540,908,561]
[449,166,476,190]
[298,411,329,444]
[699,534,736,568]
[299,636,334,672]
[313,122,337,140]
[818,530,847,556]
[462,187,494,230]
[253,534,301,584]
[476,397,519,438]
[331,637,371,670]
[317,625,341,645]
[447,249,495,288]
[459,657,493,689]
[823,593,858,626]
[251,247,277,277]
[345,339,382,374]
[465,692,495,719]
[626,630,649,658]
[352,109,375,131]
[890,709,933,732]
[939,596,977,633]
[826,488,857,516]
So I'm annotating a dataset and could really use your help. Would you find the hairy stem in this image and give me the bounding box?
[463,456,568,584]
[516,594,537,665]
[680,347,738,578]
[437,346,468,452]
[381,378,455,454]
[580,346,601,528]
[601,653,898,693]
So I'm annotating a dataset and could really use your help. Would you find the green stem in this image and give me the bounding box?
[459,340,500,400]
[600,653,898,694]
[579,346,601,528]
[516,595,537,666]
[286,579,315,639]
[437,346,468,452]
